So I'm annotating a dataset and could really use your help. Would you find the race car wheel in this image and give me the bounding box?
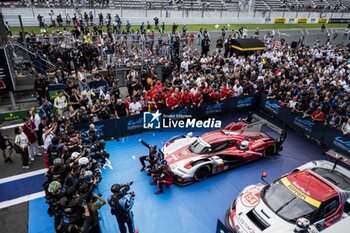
[263,145,276,157]
[194,165,211,181]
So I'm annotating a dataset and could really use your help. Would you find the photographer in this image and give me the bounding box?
[108,183,136,233]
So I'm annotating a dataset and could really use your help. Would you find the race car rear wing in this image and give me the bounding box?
[251,114,287,149]
[324,149,350,168]
[222,114,287,148]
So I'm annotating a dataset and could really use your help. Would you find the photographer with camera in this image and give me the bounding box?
[108,183,136,233]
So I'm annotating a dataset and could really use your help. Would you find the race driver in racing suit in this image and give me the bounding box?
[151,160,173,194]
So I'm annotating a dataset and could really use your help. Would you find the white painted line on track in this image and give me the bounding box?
[0,168,48,184]
[0,191,45,209]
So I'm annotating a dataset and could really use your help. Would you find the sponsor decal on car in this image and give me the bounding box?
[264,101,281,115]
[293,116,315,132]
[333,136,350,153]
[281,177,321,208]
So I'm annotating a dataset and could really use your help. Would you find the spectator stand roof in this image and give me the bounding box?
[231,38,265,52]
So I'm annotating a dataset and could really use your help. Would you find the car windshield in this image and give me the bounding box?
[262,179,319,223]
[189,138,210,154]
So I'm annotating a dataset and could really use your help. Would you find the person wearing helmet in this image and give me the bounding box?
[239,139,249,151]
[108,184,136,233]
[151,160,173,194]
[139,143,161,172]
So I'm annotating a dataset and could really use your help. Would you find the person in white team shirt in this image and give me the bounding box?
[233,80,243,97]
[29,107,43,149]
[42,123,57,168]
[54,91,68,116]
[129,98,142,115]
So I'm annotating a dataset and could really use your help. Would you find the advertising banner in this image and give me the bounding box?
[328,18,350,23]
[318,18,328,24]
[0,109,28,123]
[0,48,15,93]
[297,18,308,24]
[274,18,286,24]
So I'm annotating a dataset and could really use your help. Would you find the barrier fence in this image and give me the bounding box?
[259,94,350,157]
[74,93,350,158]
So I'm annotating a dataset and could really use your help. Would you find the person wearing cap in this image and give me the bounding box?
[108,184,136,233]
[151,160,173,194]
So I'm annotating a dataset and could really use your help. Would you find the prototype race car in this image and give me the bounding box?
[162,115,287,185]
[226,154,350,233]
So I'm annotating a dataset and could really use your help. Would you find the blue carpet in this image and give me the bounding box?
[0,174,46,202]
[27,114,328,233]
[28,197,55,233]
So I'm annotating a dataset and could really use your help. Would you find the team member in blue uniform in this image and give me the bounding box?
[108,184,136,233]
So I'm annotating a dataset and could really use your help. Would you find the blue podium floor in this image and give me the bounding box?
[28,116,327,233]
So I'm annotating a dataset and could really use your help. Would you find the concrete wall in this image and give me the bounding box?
[2,7,350,26]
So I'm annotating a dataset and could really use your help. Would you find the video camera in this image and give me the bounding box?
[111,182,134,198]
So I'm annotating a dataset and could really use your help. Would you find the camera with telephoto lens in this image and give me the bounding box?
[111,182,134,198]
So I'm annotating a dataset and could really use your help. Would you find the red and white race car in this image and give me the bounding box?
[162,115,287,185]
[226,153,350,233]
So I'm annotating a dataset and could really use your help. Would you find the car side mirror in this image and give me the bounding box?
[187,132,193,137]
[261,171,268,184]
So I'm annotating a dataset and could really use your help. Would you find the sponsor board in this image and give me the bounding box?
[274,18,286,24]
[333,136,350,153]
[206,102,223,114]
[297,18,308,24]
[318,18,328,24]
[264,100,281,115]
[237,97,254,108]
[127,117,144,130]
[293,116,315,132]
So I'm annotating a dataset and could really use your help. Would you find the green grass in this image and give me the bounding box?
[10,23,348,35]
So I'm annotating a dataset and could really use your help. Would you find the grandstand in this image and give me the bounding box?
[0,0,349,11]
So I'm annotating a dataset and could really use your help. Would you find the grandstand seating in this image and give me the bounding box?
[0,0,349,12]
[254,0,270,11]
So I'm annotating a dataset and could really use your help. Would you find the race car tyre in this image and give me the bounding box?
[194,165,211,181]
[263,145,276,157]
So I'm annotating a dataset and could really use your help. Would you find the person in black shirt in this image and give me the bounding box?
[34,73,49,105]
[115,99,129,119]
[69,88,81,110]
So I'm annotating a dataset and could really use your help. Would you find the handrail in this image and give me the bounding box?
[6,43,58,70]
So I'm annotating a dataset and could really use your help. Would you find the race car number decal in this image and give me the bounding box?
[240,192,260,207]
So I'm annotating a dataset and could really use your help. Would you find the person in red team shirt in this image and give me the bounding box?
[124,96,132,110]
[311,106,325,121]
[166,93,180,110]
[210,89,220,103]
[153,80,163,91]
[22,116,38,162]
[154,90,166,109]
[193,92,204,107]
[219,86,228,101]
[181,89,192,107]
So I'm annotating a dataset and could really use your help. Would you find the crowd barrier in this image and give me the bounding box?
[50,92,349,158]
[74,94,260,139]
[259,94,350,157]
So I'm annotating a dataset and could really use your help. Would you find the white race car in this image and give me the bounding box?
[226,151,350,233]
